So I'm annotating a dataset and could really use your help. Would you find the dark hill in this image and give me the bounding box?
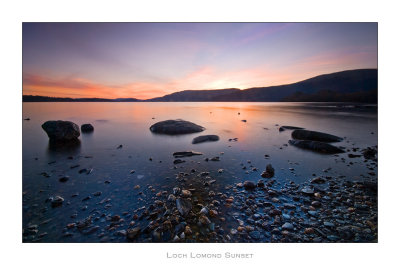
[147,69,377,102]
[213,69,377,101]
[148,88,240,102]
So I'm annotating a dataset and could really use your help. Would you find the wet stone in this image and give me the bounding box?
[308,211,318,217]
[173,159,185,165]
[59,176,69,183]
[261,164,275,178]
[282,222,294,230]
[50,196,64,207]
[249,230,261,239]
[181,189,192,197]
[243,181,256,190]
[324,221,335,228]
[176,198,192,216]
[126,227,141,241]
[199,215,211,226]
[301,186,314,195]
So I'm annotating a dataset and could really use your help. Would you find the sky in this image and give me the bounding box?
[22,23,377,99]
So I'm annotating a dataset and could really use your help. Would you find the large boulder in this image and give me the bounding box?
[150,119,205,135]
[292,129,343,142]
[42,120,80,141]
[81,123,94,133]
[192,135,219,144]
[289,140,345,154]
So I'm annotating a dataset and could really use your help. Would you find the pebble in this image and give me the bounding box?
[282,223,294,230]
[243,181,256,190]
[126,227,141,240]
[59,176,69,183]
[184,226,192,235]
[181,189,192,197]
[79,169,88,174]
[50,196,64,207]
[249,231,261,239]
[324,221,335,228]
[301,186,314,195]
[199,215,211,225]
[209,210,218,217]
[308,211,318,217]
[200,207,209,215]
[304,228,314,234]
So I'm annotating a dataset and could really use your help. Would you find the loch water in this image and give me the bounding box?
[22,102,378,242]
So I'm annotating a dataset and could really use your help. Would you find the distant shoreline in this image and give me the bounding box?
[22,100,378,104]
[23,68,378,103]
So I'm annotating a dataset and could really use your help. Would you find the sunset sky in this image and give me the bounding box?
[23,23,377,100]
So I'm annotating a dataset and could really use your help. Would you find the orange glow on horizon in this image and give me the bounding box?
[23,62,375,100]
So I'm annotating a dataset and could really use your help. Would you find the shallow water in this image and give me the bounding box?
[22,102,377,242]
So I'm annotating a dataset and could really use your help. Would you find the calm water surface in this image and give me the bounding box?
[22,102,377,242]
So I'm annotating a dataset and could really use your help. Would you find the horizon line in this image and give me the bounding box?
[23,67,377,100]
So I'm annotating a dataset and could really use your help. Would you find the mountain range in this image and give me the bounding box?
[23,68,377,103]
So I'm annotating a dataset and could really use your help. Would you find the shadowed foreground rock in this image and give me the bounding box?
[42,120,80,141]
[292,129,343,142]
[192,135,220,144]
[289,139,345,154]
[150,119,205,135]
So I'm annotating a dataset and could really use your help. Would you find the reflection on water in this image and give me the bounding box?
[47,139,81,156]
[22,102,377,242]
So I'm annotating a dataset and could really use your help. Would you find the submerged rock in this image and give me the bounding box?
[173,151,203,158]
[173,159,185,165]
[292,129,343,142]
[149,119,205,135]
[42,120,80,141]
[279,126,304,132]
[192,135,220,144]
[289,140,345,154]
[81,123,94,133]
